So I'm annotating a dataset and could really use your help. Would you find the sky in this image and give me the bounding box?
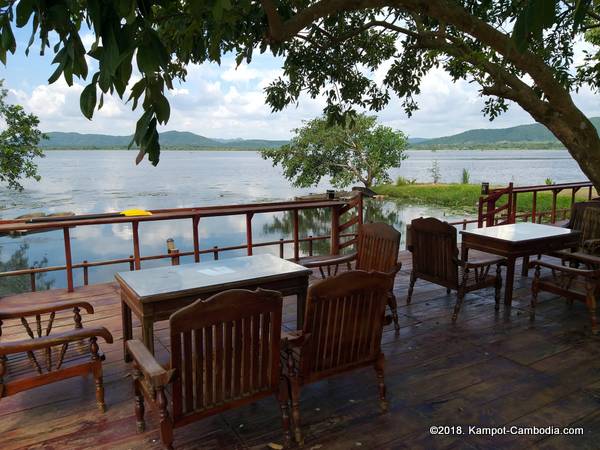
[1,26,600,141]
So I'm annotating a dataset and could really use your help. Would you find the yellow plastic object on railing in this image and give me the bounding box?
[120,209,152,217]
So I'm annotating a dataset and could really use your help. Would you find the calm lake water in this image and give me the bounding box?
[0,149,587,293]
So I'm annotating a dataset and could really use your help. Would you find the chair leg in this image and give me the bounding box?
[407,272,416,305]
[289,376,303,446]
[277,376,292,447]
[531,265,541,322]
[374,353,388,413]
[90,337,106,413]
[133,372,146,432]
[585,281,598,335]
[387,292,400,333]
[453,289,465,322]
[494,264,503,311]
[157,387,173,450]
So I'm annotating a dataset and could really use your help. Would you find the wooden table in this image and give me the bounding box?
[460,223,580,307]
[115,254,311,359]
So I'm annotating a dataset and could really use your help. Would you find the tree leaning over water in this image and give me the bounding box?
[262,114,407,189]
[1,2,600,188]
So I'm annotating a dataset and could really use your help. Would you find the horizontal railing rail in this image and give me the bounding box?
[0,196,363,294]
[476,180,595,228]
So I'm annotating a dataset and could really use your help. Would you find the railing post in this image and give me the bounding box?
[531,191,537,223]
[589,185,593,200]
[29,268,36,292]
[129,255,134,271]
[167,238,180,266]
[357,192,364,225]
[279,238,284,259]
[192,215,200,263]
[213,246,219,260]
[511,192,517,223]
[293,209,300,260]
[551,189,558,223]
[83,260,89,286]
[330,205,340,255]
[308,235,314,256]
[132,221,141,270]
[246,213,253,256]
[63,227,74,292]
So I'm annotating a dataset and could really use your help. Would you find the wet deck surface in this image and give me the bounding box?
[1,252,599,449]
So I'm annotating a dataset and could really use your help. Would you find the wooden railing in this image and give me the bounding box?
[0,194,364,294]
[474,181,595,228]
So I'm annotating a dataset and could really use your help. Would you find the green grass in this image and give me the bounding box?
[374,183,592,215]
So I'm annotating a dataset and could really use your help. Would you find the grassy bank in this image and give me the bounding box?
[374,183,592,215]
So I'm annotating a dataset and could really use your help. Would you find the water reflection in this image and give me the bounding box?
[0,243,54,295]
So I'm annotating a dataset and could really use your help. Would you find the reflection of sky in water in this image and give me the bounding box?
[0,149,587,291]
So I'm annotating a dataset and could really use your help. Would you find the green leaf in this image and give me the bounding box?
[80,83,97,119]
[16,0,35,27]
[154,93,170,124]
[1,24,16,54]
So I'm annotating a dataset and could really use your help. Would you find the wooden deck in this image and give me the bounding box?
[1,251,600,449]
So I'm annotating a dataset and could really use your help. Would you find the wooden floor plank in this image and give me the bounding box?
[0,253,598,449]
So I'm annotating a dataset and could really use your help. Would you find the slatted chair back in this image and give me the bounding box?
[169,289,282,422]
[582,206,600,243]
[355,222,401,273]
[569,201,600,234]
[300,270,392,381]
[409,217,459,288]
[477,183,514,227]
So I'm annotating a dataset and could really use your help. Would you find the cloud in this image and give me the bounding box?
[3,42,600,141]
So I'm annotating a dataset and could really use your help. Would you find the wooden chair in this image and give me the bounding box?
[301,222,402,331]
[550,204,600,262]
[406,217,505,321]
[0,299,113,411]
[531,256,600,334]
[281,270,393,444]
[127,288,289,449]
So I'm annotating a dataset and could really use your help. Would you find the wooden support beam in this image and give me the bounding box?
[192,216,200,263]
[246,213,254,256]
[63,227,74,292]
[132,222,141,270]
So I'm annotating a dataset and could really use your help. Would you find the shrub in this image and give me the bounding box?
[429,160,441,184]
[461,168,470,184]
[396,176,417,186]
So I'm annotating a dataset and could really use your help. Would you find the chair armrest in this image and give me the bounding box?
[301,252,357,269]
[582,238,600,254]
[127,339,174,388]
[532,260,600,277]
[0,326,113,356]
[0,300,94,321]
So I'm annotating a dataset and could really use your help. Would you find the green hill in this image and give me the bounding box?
[41,131,288,150]
[413,117,600,149]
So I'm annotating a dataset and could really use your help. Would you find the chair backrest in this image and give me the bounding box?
[477,183,514,227]
[169,289,282,422]
[582,206,600,243]
[568,201,600,233]
[355,222,401,273]
[300,270,392,381]
[409,217,459,288]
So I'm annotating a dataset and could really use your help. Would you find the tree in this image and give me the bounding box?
[1,2,600,188]
[0,80,45,190]
[262,114,407,188]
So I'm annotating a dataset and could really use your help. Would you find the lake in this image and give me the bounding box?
[0,149,587,293]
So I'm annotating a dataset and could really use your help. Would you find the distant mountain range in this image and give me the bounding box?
[42,117,600,150]
[41,131,288,150]
[411,117,600,149]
